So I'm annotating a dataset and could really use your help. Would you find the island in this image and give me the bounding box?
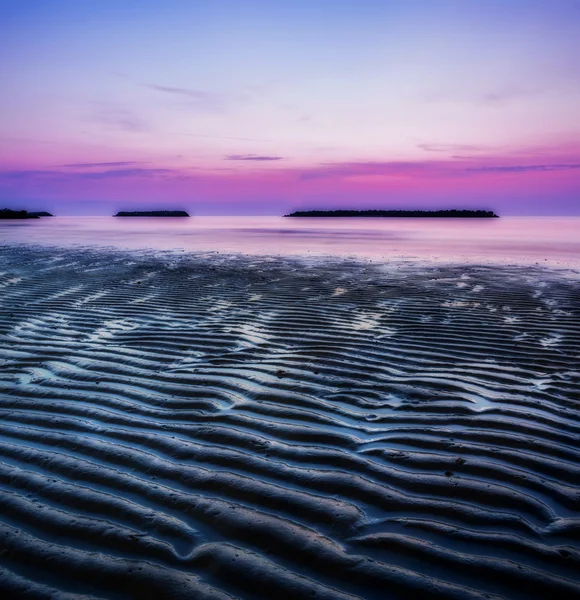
[114,210,190,217]
[28,211,54,217]
[0,209,39,219]
[284,209,499,218]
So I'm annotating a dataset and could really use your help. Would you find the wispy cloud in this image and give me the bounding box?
[299,161,442,181]
[173,132,275,143]
[418,143,488,153]
[76,168,175,179]
[468,164,580,173]
[145,83,222,111]
[425,85,547,108]
[89,106,148,132]
[0,170,55,179]
[479,86,546,107]
[225,154,284,161]
[59,161,147,168]
[145,83,212,100]
[297,159,580,181]
[1,168,176,181]
[450,155,486,160]
[0,136,61,146]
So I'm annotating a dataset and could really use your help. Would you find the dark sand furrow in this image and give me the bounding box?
[365,338,576,370]
[6,317,573,380]
[1,381,578,463]
[387,370,580,404]
[2,414,576,523]
[0,463,199,550]
[181,543,365,600]
[91,350,580,402]
[184,542,508,600]
[360,451,579,513]
[6,398,573,509]
[370,410,580,446]
[0,438,365,538]
[0,398,362,448]
[0,348,189,376]
[367,427,580,462]
[0,465,388,595]
[2,482,512,599]
[365,437,580,484]
[219,339,570,382]
[0,488,194,563]
[350,533,580,599]
[0,493,371,600]
[0,354,360,403]
[7,400,577,508]
[389,318,575,338]
[378,518,580,575]
[0,429,364,535]
[372,404,580,438]
[5,410,571,522]
[8,349,576,426]
[0,524,236,600]
[0,398,362,453]
[0,432,558,541]
[0,566,108,600]
[4,336,239,358]
[0,394,224,426]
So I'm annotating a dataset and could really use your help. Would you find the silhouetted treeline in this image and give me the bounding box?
[285,209,499,218]
[0,209,39,219]
[114,211,190,217]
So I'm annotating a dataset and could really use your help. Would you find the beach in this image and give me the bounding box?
[0,243,579,599]
[3,0,580,595]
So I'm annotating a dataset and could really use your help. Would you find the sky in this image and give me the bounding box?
[1,0,579,215]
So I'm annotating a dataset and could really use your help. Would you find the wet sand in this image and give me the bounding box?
[0,246,579,599]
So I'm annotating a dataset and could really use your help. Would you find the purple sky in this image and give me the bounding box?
[1,0,579,215]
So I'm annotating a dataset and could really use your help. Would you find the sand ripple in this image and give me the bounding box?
[0,247,579,599]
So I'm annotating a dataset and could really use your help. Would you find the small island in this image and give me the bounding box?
[114,210,190,217]
[28,211,54,217]
[1,209,39,219]
[284,209,499,218]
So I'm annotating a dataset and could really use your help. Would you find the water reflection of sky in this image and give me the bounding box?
[1,216,579,267]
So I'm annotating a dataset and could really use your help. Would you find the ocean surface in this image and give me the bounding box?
[1,216,579,266]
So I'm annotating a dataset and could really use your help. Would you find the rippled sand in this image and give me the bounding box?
[0,246,579,599]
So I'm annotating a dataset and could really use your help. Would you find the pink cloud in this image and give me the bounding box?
[1,142,579,215]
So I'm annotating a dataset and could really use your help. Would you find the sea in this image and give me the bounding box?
[1,216,579,267]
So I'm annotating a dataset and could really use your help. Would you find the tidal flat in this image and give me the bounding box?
[0,245,579,599]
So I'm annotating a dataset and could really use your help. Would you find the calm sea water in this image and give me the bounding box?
[1,216,579,266]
